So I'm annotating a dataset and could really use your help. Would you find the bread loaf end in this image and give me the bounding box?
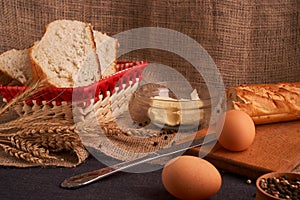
[227,82,300,124]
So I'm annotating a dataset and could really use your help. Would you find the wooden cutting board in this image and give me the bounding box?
[187,120,300,179]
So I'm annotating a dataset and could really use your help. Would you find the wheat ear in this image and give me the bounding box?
[9,135,57,160]
[0,143,44,164]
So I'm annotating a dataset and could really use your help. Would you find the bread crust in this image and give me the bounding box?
[0,71,22,86]
[89,25,102,79]
[227,82,300,124]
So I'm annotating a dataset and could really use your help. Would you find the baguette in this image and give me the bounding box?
[0,48,33,85]
[227,82,300,124]
[30,20,101,87]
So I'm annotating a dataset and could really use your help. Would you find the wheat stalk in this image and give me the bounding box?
[9,135,57,160]
[0,104,73,134]
[0,80,46,116]
[0,80,88,164]
[17,125,82,149]
[0,143,44,164]
[0,78,73,136]
[35,133,81,152]
[0,122,82,162]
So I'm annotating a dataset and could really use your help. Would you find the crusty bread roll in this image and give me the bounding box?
[227,82,300,124]
[30,20,101,87]
[93,31,118,77]
[0,48,33,85]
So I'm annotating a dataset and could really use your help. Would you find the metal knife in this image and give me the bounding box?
[60,133,217,189]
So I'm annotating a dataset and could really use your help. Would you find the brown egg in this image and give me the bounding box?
[162,155,222,200]
[216,110,255,151]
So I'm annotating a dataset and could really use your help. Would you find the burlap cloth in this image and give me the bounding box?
[0,0,299,167]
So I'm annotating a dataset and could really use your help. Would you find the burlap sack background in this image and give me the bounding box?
[1,0,299,88]
[0,0,299,167]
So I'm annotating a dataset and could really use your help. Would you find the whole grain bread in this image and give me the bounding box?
[30,20,101,88]
[227,82,300,124]
[0,48,33,85]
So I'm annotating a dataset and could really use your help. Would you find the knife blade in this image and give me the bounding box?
[60,133,217,189]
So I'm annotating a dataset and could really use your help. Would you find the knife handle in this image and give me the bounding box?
[60,166,117,188]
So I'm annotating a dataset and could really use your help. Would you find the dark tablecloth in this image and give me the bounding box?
[0,155,256,200]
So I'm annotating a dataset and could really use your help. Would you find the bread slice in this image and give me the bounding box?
[93,31,118,77]
[30,20,101,87]
[0,48,33,85]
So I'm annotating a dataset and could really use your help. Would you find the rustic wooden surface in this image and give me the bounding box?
[187,120,300,179]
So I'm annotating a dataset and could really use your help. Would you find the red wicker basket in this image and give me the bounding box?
[0,61,148,107]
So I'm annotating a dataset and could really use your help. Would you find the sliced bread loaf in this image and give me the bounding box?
[93,31,118,77]
[30,20,101,87]
[0,48,33,85]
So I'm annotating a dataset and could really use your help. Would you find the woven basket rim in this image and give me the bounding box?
[0,61,148,105]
